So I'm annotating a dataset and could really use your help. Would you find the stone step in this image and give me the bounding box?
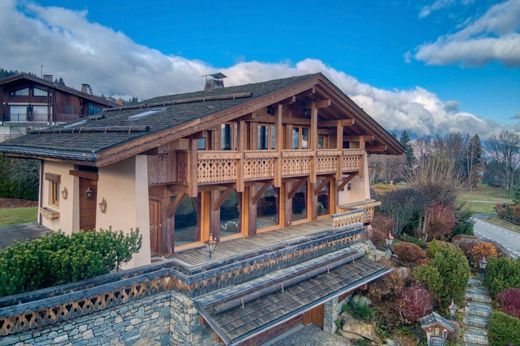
[465,327,488,337]
[465,303,492,318]
[466,287,488,295]
[468,277,484,286]
[464,331,489,345]
[464,315,489,328]
[465,292,492,304]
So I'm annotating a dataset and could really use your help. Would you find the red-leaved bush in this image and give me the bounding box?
[424,204,456,241]
[497,288,520,319]
[400,284,433,322]
[393,242,427,267]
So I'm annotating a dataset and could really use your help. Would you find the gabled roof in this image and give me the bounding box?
[0,73,404,166]
[0,73,114,107]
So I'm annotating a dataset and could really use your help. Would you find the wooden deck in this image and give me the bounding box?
[170,218,333,267]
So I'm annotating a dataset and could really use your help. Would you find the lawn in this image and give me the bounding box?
[458,185,512,214]
[483,216,520,234]
[0,207,38,226]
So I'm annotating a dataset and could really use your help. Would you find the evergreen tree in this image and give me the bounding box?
[400,130,415,172]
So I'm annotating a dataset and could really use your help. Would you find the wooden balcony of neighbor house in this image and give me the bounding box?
[193,149,364,185]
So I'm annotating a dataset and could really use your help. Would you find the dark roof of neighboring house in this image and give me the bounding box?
[195,255,390,345]
[0,73,114,107]
[0,73,404,165]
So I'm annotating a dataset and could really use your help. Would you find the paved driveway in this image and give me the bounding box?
[473,218,520,258]
[0,222,51,250]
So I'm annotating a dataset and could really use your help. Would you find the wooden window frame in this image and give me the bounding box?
[256,184,282,233]
[173,193,206,252]
[45,173,61,208]
[318,134,329,149]
[290,180,311,225]
[256,123,277,151]
[291,126,310,150]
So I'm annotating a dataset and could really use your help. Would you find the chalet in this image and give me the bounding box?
[0,73,403,345]
[0,73,113,141]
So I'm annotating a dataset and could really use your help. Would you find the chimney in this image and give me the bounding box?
[43,74,53,81]
[81,83,93,94]
[203,72,227,91]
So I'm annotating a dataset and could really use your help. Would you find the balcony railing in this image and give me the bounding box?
[195,149,364,185]
[337,199,381,224]
[5,113,49,123]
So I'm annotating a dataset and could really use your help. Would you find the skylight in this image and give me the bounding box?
[128,108,166,120]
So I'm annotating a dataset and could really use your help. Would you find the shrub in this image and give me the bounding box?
[368,271,406,304]
[497,288,520,319]
[400,284,433,323]
[370,227,387,251]
[380,188,425,237]
[485,257,520,297]
[452,236,479,258]
[423,204,456,241]
[0,156,39,200]
[452,205,474,237]
[488,311,520,346]
[0,229,142,297]
[343,302,376,322]
[371,214,393,249]
[467,242,499,268]
[393,242,427,267]
[413,241,470,311]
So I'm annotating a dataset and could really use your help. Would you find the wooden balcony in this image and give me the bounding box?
[336,199,381,224]
[194,149,364,185]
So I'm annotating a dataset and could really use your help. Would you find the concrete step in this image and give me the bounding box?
[465,292,492,304]
[465,302,492,318]
[464,315,489,328]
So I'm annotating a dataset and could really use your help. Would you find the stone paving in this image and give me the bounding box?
[0,222,50,250]
[463,277,491,346]
[268,324,350,346]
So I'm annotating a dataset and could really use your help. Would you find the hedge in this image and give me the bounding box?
[0,229,141,297]
[485,257,520,297]
[0,156,39,200]
[488,311,520,346]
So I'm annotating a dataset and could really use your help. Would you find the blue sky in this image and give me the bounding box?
[1,0,519,136]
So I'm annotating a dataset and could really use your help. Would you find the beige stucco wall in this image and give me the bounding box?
[95,155,151,268]
[40,161,79,234]
[338,153,371,205]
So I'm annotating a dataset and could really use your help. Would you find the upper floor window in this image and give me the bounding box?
[318,135,329,149]
[87,104,102,115]
[198,137,207,150]
[292,127,309,149]
[257,124,276,150]
[10,88,29,96]
[33,88,48,96]
[221,123,232,150]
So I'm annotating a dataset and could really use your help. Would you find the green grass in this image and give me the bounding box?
[0,207,38,226]
[483,216,520,234]
[458,185,512,214]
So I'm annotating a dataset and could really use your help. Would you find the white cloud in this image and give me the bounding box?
[419,0,456,18]
[415,0,520,66]
[0,0,502,137]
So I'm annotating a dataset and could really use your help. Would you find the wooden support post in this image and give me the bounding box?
[310,101,318,184]
[283,182,292,227]
[310,181,318,221]
[336,120,344,180]
[275,105,283,187]
[285,124,293,149]
[359,137,366,179]
[314,176,331,195]
[166,192,186,217]
[237,120,246,192]
[187,138,198,197]
[337,174,356,192]
[210,189,221,241]
[213,187,234,211]
[247,185,258,236]
[252,181,271,204]
[288,178,307,199]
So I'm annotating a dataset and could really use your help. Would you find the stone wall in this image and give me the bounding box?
[0,291,217,346]
[323,295,349,334]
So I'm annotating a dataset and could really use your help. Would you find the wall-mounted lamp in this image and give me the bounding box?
[347,183,352,191]
[61,187,68,200]
[99,198,107,213]
[86,187,94,200]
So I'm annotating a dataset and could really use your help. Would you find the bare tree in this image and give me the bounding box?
[369,154,405,183]
[487,130,520,197]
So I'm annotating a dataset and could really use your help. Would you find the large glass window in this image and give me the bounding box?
[32,106,48,122]
[258,125,268,150]
[33,88,48,96]
[292,127,309,149]
[291,182,308,222]
[9,105,27,122]
[317,178,331,216]
[256,186,279,229]
[220,191,241,238]
[87,104,102,115]
[292,127,299,149]
[301,128,309,149]
[221,124,232,150]
[174,196,199,247]
[10,88,29,96]
[318,135,328,149]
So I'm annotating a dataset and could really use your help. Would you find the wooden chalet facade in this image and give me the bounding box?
[0,73,113,141]
[0,73,403,344]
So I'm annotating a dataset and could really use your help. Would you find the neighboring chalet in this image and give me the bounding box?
[0,73,113,141]
[0,73,404,345]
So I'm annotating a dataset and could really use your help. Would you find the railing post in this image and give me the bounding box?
[336,120,343,180]
[275,105,283,187]
[237,121,245,192]
[187,138,198,197]
[310,101,318,184]
[359,137,366,179]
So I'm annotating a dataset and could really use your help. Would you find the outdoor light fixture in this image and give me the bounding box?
[61,187,68,200]
[86,187,94,200]
[99,198,107,213]
[479,256,488,271]
[204,239,217,259]
[385,232,394,248]
[448,300,457,320]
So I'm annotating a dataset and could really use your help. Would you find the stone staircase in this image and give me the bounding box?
[463,277,491,346]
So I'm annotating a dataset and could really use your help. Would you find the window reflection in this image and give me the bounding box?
[256,186,279,229]
[291,182,308,222]
[301,128,309,149]
[174,196,199,246]
[317,178,330,216]
[221,124,232,150]
[292,127,299,149]
[220,191,241,237]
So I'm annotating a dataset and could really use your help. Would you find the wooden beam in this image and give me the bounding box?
[213,186,234,211]
[366,144,388,152]
[69,170,98,181]
[252,181,272,204]
[319,119,355,127]
[316,99,331,109]
[345,135,375,142]
[288,178,307,199]
[166,192,186,217]
[314,176,331,195]
[336,174,356,192]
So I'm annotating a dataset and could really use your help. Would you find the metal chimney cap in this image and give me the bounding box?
[203,72,227,80]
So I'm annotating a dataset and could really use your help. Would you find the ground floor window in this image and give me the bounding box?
[257,185,279,229]
[220,191,241,238]
[291,182,308,222]
[174,196,199,246]
[317,177,331,216]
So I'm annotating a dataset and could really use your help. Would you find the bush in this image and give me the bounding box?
[371,214,393,250]
[497,288,520,319]
[452,205,474,237]
[368,271,406,304]
[400,284,433,323]
[452,236,480,258]
[488,311,520,346]
[0,156,39,200]
[423,204,456,241]
[413,241,470,311]
[394,242,427,267]
[0,229,142,297]
[343,302,376,322]
[485,257,520,297]
[380,188,424,237]
[468,242,499,268]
